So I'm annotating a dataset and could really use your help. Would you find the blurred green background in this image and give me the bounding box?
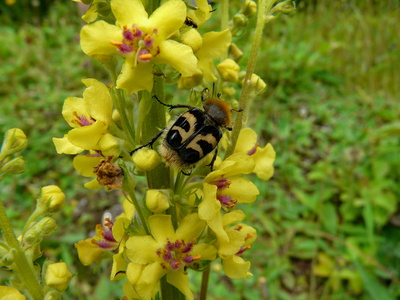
[1,0,399,299]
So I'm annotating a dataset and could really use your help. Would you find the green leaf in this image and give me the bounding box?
[352,260,394,300]
[320,202,337,234]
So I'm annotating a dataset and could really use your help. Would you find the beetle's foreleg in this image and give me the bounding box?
[153,95,193,111]
[130,129,165,156]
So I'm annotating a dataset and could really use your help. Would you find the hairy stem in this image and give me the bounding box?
[0,202,44,300]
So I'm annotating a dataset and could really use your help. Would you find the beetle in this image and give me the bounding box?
[130,89,233,172]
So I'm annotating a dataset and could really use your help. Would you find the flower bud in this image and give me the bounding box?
[45,262,72,291]
[98,133,120,157]
[1,156,25,174]
[231,14,248,34]
[112,109,121,123]
[44,291,62,300]
[132,148,160,171]
[181,29,203,53]
[229,43,243,62]
[178,69,203,90]
[37,185,65,214]
[241,74,267,95]
[24,217,57,247]
[146,189,170,213]
[1,128,27,155]
[241,0,257,17]
[270,0,296,16]
[0,286,26,300]
[217,59,240,82]
[0,249,15,267]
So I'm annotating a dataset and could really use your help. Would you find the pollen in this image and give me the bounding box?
[156,238,199,271]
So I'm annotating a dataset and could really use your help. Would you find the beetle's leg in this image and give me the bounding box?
[130,129,165,156]
[153,95,193,111]
[201,88,210,102]
[207,148,219,171]
[181,169,193,176]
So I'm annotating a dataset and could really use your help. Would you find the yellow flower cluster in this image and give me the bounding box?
[51,0,276,299]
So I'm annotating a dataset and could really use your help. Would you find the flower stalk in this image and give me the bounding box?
[225,0,275,158]
[0,202,44,300]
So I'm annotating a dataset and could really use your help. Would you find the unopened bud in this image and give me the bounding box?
[1,156,25,174]
[0,286,26,300]
[132,148,160,171]
[229,43,243,62]
[1,128,27,155]
[231,14,248,34]
[44,291,62,300]
[270,0,296,16]
[24,217,57,246]
[45,262,72,291]
[178,69,203,90]
[241,0,257,17]
[112,109,121,123]
[146,189,170,213]
[0,249,15,267]
[37,185,65,214]
[98,133,120,157]
[181,29,203,53]
[217,59,240,82]
[241,74,267,95]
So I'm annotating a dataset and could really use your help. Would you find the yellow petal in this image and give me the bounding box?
[110,252,127,281]
[116,60,154,93]
[126,262,144,285]
[112,217,130,242]
[167,270,194,300]
[126,235,159,264]
[123,280,141,299]
[73,155,102,177]
[198,183,220,222]
[67,120,107,150]
[253,143,276,180]
[112,0,148,27]
[220,176,259,204]
[82,79,113,125]
[135,263,165,300]
[197,30,232,60]
[62,96,86,128]
[80,21,121,62]
[84,178,102,190]
[52,136,84,154]
[192,243,217,261]
[218,229,243,256]
[153,40,197,77]
[148,215,175,243]
[0,286,26,300]
[98,133,120,156]
[148,0,186,40]
[235,127,257,154]
[175,213,205,241]
[222,255,252,279]
[75,239,105,266]
[222,210,246,227]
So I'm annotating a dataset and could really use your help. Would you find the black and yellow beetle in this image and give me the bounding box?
[130,89,233,171]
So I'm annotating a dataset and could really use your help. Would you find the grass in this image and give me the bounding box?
[1,0,400,299]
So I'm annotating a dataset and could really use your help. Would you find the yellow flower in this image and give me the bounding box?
[80,0,197,94]
[179,29,232,87]
[53,79,115,155]
[75,212,119,266]
[37,185,65,213]
[125,214,217,300]
[186,0,212,27]
[234,128,276,180]
[198,153,259,246]
[0,286,26,300]
[45,262,72,291]
[217,58,240,82]
[219,211,257,279]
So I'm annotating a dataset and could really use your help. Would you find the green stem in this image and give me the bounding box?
[160,276,185,300]
[141,75,170,190]
[199,266,211,300]
[0,202,44,300]
[225,0,275,159]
